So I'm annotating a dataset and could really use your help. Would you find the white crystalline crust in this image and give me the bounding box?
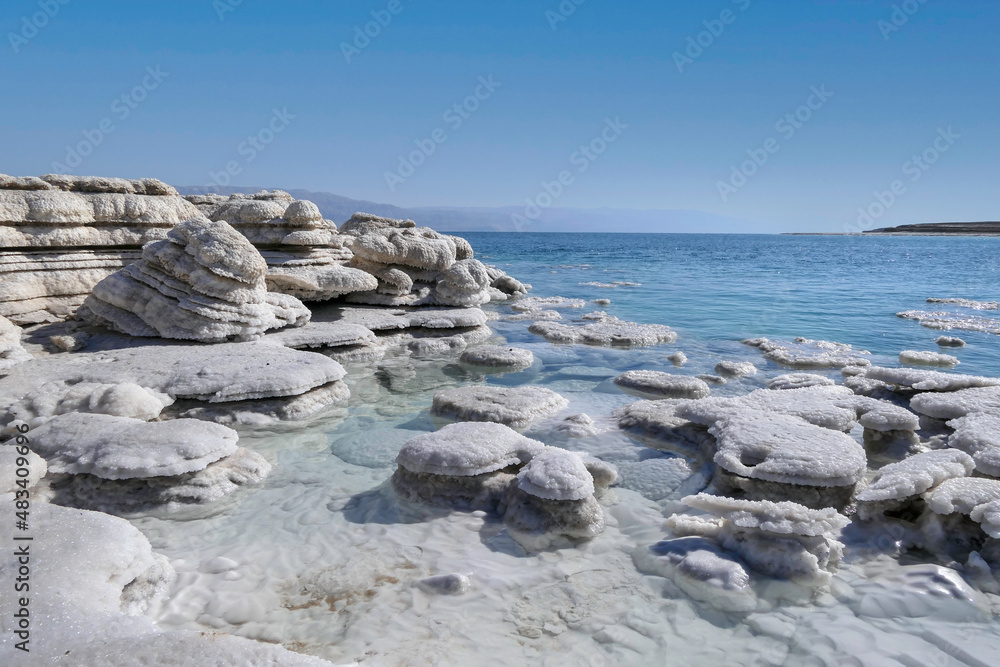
[858,404,920,432]
[431,385,569,429]
[926,297,999,310]
[395,422,545,476]
[261,321,377,349]
[900,350,960,367]
[970,500,1000,538]
[7,381,172,426]
[865,367,1000,393]
[516,448,595,500]
[708,412,866,487]
[0,446,46,493]
[433,259,492,307]
[24,412,239,479]
[910,386,1000,420]
[681,494,850,537]
[925,477,1000,516]
[459,344,535,369]
[613,371,711,399]
[856,450,975,503]
[678,385,859,432]
[715,361,757,378]
[743,337,871,369]
[529,317,677,347]
[936,336,966,347]
[0,314,31,370]
[510,296,586,312]
[948,412,1000,476]
[333,306,489,331]
[351,227,457,271]
[897,310,1000,335]
[766,373,835,390]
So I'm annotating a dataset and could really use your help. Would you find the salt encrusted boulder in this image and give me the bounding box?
[678,385,860,432]
[529,315,677,347]
[910,386,1000,420]
[925,478,1000,516]
[614,399,714,452]
[0,446,46,494]
[334,306,489,332]
[633,537,757,612]
[433,259,492,306]
[667,351,688,366]
[0,314,31,371]
[264,254,377,301]
[864,367,1000,393]
[970,501,1000,538]
[6,381,172,427]
[668,494,850,586]
[351,226,457,272]
[715,361,757,378]
[856,450,975,520]
[857,404,920,432]
[485,265,527,299]
[80,217,310,342]
[900,350,960,367]
[459,344,534,370]
[937,336,966,347]
[431,385,568,430]
[743,337,871,369]
[948,413,1000,476]
[613,371,710,399]
[766,373,835,390]
[24,413,239,479]
[338,211,416,236]
[0,342,348,426]
[516,448,594,500]
[502,485,605,550]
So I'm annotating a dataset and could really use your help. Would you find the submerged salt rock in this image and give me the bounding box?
[613,370,710,399]
[925,477,1000,515]
[26,412,239,479]
[910,386,1000,420]
[767,373,835,390]
[682,494,850,537]
[936,336,967,347]
[395,422,544,476]
[709,412,866,488]
[7,381,172,426]
[865,367,1000,393]
[517,448,595,501]
[698,374,726,385]
[415,573,471,595]
[510,296,586,312]
[858,404,920,432]
[431,385,568,429]
[614,399,711,450]
[459,344,534,370]
[743,337,871,369]
[900,350,960,367]
[949,413,1000,476]
[857,450,975,504]
[715,361,757,378]
[554,413,602,438]
[502,487,605,549]
[529,317,677,347]
[667,351,687,366]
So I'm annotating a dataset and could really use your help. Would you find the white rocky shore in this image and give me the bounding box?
[3,173,1000,665]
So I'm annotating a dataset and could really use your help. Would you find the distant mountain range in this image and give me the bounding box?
[176,186,758,233]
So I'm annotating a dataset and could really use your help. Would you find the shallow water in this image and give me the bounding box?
[136,233,1000,666]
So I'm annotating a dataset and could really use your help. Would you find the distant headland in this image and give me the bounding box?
[863,221,1000,236]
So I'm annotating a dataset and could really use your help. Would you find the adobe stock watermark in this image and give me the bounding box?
[546,0,587,31]
[510,117,627,231]
[849,126,959,233]
[214,0,243,22]
[341,0,407,63]
[673,0,751,73]
[51,66,170,174]
[878,0,929,41]
[7,0,71,54]
[205,108,296,189]
[716,85,833,202]
[384,75,501,192]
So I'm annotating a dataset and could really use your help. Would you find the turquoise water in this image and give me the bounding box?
[467,233,1000,375]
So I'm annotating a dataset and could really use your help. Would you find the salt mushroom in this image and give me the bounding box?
[948,413,1000,476]
[459,344,535,370]
[856,402,921,452]
[856,450,975,520]
[613,371,711,399]
[431,385,568,430]
[433,259,493,307]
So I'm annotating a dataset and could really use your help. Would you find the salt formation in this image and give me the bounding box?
[0,314,31,371]
[743,337,871,369]
[0,446,46,494]
[614,399,713,452]
[864,367,1000,393]
[766,373,835,390]
[900,350,960,367]
[677,385,860,432]
[715,360,757,378]
[948,413,1000,476]
[667,351,687,365]
[392,422,614,549]
[856,449,975,519]
[666,494,850,585]
[0,174,199,323]
[459,344,534,370]
[431,385,568,429]
[6,381,172,427]
[261,321,377,350]
[926,297,999,310]
[936,336,966,347]
[529,313,677,347]
[613,370,711,399]
[897,309,1000,335]
[511,296,586,312]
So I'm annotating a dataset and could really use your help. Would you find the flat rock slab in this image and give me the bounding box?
[431,385,569,429]
[614,370,710,399]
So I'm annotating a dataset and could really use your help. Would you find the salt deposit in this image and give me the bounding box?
[900,349,960,367]
[613,370,711,399]
[459,344,534,370]
[431,385,568,429]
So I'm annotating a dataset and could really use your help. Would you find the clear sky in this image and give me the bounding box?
[1,0,996,232]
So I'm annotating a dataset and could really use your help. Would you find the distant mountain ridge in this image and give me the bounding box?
[176,186,757,233]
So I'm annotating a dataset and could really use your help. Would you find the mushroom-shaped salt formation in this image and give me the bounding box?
[766,373,835,390]
[613,370,710,399]
[714,361,757,378]
[433,259,493,307]
[391,422,544,510]
[431,385,568,430]
[668,494,850,586]
[459,344,534,371]
[900,350,960,367]
[910,385,1000,420]
[856,450,975,520]
[503,448,608,550]
[925,477,1000,517]
[856,402,921,453]
[948,413,1000,477]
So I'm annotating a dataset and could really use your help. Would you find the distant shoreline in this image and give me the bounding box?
[785,221,1000,237]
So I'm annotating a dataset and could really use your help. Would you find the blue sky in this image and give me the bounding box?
[1,0,996,232]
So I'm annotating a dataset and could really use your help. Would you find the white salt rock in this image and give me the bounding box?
[936,336,966,347]
[949,413,1000,476]
[0,315,31,371]
[667,351,687,366]
[529,317,677,347]
[613,370,710,399]
[517,448,595,501]
[925,477,1000,515]
[682,494,850,537]
[970,500,1000,538]
[434,259,492,307]
[261,321,376,349]
[460,344,534,369]
[8,381,172,425]
[395,422,544,476]
[709,412,866,487]
[698,374,726,385]
[595,298,612,306]
[715,360,757,378]
[856,450,975,503]
[744,337,871,369]
[900,350,960,367]
[767,373,835,390]
[351,226,457,271]
[858,404,920,432]
[431,385,568,429]
[852,564,983,621]
[678,385,859,432]
[25,412,239,479]
[510,296,586,312]
[415,573,471,595]
[910,386,1000,420]
[0,446,46,493]
[865,367,1000,393]
[554,413,601,438]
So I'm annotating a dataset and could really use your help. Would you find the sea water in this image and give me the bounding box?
[137,233,1000,665]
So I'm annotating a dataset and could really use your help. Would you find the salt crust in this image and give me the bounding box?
[865,366,1000,393]
[910,386,1000,420]
[517,448,595,501]
[510,296,586,312]
[431,385,569,429]
[24,412,239,479]
[0,446,46,493]
[900,350,960,367]
[459,344,534,369]
[743,337,871,369]
[0,314,31,370]
[767,373,835,390]
[613,371,711,399]
[715,360,757,378]
[858,404,920,432]
[395,422,545,476]
[529,316,677,347]
[925,477,1000,516]
[6,380,172,426]
[948,412,1000,476]
[856,450,975,503]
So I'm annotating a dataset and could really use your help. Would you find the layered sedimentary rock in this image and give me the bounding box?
[78,217,310,342]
